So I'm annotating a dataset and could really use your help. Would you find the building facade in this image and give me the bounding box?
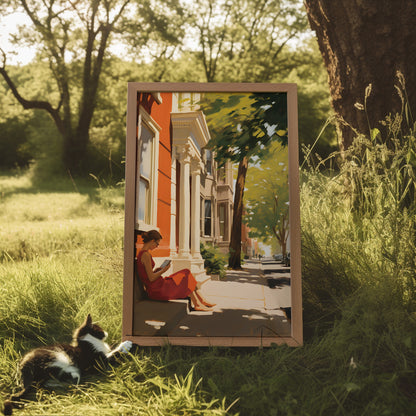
[134,92,233,278]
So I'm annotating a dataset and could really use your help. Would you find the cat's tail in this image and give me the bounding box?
[3,389,27,415]
[2,399,13,415]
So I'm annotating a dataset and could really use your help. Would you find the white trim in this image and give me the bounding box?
[151,92,163,104]
[137,221,160,232]
[171,111,211,150]
[170,155,177,256]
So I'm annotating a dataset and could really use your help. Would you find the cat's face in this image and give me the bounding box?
[75,314,108,341]
[85,323,108,341]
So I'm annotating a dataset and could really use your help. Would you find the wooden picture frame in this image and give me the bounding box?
[123,83,302,347]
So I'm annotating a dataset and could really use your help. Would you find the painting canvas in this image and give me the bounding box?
[123,83,302,347]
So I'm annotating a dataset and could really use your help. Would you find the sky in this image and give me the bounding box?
[0,12,35,65]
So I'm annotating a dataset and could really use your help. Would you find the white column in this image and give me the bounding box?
[178,149,191,258]
[170,155,177,256]
[191,160,202,258]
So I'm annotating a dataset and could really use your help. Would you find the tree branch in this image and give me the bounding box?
[0,49,64,134]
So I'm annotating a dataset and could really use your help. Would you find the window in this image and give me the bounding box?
[217,166,226,183]
[137,124,154,223]
[204,200,212,236]
[205,150,213,175]
[219,203,226,239]
[136,109,160,229]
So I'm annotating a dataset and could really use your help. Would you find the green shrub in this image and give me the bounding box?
[0,117,34,169]
[200,243,227,278]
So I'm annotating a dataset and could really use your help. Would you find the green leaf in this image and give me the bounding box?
[344,382,361,392]
[406,148,416,167]
[370,128,380,141]
[403,336,412,349]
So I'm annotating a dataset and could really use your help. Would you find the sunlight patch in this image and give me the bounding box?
[242,314,269,321]
[145,320,166,330]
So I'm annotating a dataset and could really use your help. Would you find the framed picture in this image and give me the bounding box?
[123,83,302,347]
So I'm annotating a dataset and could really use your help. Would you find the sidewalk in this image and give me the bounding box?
[161,259,291,338]
[133,259,292,339]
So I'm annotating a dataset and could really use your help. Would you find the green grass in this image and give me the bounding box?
[1,143,416,416]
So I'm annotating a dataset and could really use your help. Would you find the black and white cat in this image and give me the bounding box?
[3,314,132,415]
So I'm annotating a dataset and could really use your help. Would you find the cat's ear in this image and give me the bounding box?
[85,314,92,326]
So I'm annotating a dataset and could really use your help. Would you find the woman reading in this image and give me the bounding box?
[136,230,215,311]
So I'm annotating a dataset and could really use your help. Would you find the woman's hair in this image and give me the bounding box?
[142,230,163,243]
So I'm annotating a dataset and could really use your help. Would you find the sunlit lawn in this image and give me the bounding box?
[0,170,415,415]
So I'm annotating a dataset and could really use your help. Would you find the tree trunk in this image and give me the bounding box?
[304,0,416,149]
[228,156,248,269]
[62,129,90,175]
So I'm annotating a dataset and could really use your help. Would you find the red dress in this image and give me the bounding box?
[136,250,197,301]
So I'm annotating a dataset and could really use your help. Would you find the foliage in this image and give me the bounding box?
[186,0,309,82]
[0,0,337,177]
[0,62,62,172]
[0,116,32,169]
[200,243,227,278]
[201,91,288,269]
[244,141,289,254]
[203,92,288,164]
[0,0,185,174]
[0,56,134,180]
[119,0,187,81]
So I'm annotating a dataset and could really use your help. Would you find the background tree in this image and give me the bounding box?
[0,0,132,174]
[304,0,416,149]
[244,141,289,255]
[0,60,63,174]
[288,38,337,166]
[202,92,288,269]
[0,0,184,175]
[119,0,187,81]
[187,0,308,82]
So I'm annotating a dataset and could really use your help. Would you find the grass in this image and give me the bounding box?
[1,130,416,416]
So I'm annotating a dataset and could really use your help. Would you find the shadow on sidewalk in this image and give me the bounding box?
[162,307,291,338]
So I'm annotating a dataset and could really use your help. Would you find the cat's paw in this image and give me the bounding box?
[118,340,133,353]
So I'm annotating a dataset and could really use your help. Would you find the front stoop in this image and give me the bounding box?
[171,255,208,281]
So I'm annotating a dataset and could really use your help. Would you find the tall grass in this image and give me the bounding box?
[299,83,416,412]
[0,173,232,415]
[1,100,416,416]
[301,83,416,332]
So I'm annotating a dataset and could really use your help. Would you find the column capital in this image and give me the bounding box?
[175,143,197,164]
[191,159,204,175]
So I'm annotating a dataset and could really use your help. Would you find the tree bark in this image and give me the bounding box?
[228,156,248,269]
[304,0,416,149]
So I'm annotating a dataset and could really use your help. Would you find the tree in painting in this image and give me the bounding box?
[202,92,288,269]
[244,141,289,256]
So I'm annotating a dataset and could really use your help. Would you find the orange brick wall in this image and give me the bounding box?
[136,92,172,257]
